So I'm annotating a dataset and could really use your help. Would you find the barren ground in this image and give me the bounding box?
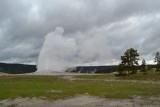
[0,95,160,107]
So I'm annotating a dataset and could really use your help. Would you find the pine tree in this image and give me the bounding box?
[119,48,139,76]
[155,51,160,71]
[155,51,160,64]
[141,59,147,73]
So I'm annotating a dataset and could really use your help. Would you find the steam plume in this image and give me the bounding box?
[37,27,112,72]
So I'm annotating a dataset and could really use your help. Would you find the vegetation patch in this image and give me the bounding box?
[0,75,160,100]
[121,72,160,81]
[74,74,116,80]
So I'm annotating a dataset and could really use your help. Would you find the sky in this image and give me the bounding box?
[0,0,160,69]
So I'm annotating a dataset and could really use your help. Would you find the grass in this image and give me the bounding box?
[121,72,160,81]
[75,72,160,81]
[0,75,160,100]
[74,74,116,80]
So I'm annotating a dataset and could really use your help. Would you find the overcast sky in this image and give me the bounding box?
[0,0,160,66]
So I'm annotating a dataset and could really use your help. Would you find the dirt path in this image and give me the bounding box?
[0,95,160,107]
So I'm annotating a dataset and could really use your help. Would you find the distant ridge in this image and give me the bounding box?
[66,65,118,73]
[0,62,118,74]
[0,62,36,74]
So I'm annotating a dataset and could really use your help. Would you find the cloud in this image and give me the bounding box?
[0,0,160,67]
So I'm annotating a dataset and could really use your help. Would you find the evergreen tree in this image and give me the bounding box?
[155,51,160,71]
[141,59,147,73]
[117,63,127,76]
[119,48,139,76]
[155,51,160,64]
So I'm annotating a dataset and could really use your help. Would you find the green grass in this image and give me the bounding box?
[122,72,160,81]
[0,75,160,100]
[74,72,160,81]
[74,74,116,80]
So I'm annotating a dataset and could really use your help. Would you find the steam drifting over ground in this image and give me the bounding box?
[37,27,112,72]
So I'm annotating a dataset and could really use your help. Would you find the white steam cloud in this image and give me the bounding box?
[37,27,112,72]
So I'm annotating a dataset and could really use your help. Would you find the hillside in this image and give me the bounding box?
[0,62,36,74]
[67,65,118,73]
[0,62,118,74]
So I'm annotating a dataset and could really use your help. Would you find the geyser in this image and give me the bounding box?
[37,27,112,72]
[37,27,77,72]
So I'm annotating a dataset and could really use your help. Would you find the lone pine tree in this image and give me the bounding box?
[119,48,139,76]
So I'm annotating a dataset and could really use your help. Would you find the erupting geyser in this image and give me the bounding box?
[37,27,77,72]
[37,27,112,72]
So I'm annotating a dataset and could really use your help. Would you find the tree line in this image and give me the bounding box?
[117,48,160,76]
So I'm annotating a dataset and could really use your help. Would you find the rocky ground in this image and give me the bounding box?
[0,95,160,107]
